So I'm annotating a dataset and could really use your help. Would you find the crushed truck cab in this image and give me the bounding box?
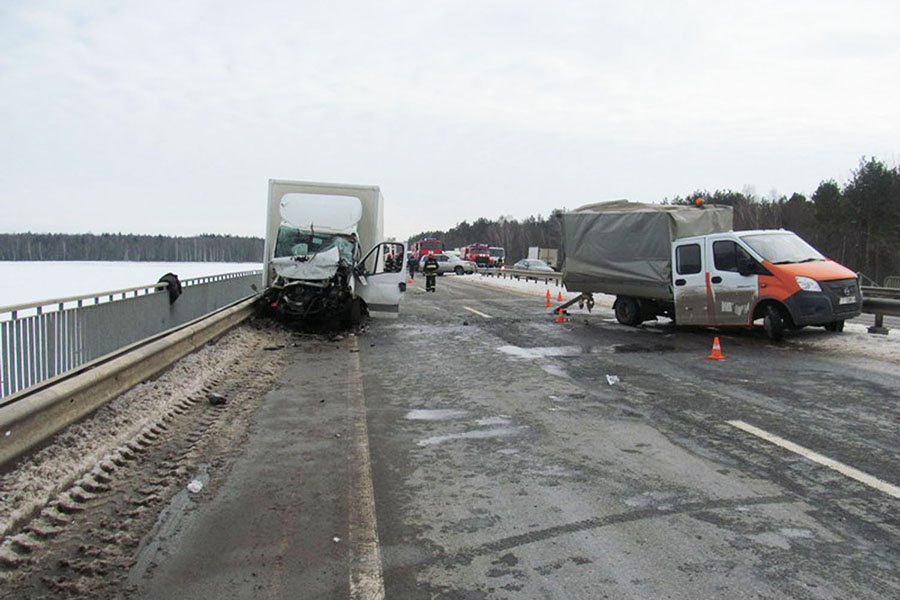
[262,180,405,326]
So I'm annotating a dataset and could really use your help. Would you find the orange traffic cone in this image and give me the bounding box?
[556,308,565,323]
[706,337,726,360]
[545,289,551,300]
[557,290,564,302]
[544,290,552,307]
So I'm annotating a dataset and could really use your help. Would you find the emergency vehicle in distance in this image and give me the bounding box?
[410,238,443,262]
[489,246,505,267]
[461,243,492,267]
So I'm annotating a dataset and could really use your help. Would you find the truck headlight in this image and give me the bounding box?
[795,276,822,292]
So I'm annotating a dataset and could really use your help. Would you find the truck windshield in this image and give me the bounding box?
[275,226,355,263]
[739,232,824,265]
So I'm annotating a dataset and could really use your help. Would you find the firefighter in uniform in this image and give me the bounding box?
[407,253,417,280]
[422,254,439,292]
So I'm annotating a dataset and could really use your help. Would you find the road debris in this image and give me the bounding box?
[207,393,227,406]
[186,480,203,494]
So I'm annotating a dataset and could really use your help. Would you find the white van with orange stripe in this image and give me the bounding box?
[670,230,861,339]
[560,201,862,340]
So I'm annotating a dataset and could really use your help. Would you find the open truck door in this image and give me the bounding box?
[357,242,406,318]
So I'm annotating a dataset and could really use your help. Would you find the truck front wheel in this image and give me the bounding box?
[763,305,786,341]
[614,297,642,326]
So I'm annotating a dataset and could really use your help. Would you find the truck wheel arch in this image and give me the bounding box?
[754,299,793,340]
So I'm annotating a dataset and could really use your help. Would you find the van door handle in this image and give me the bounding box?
[675,279,686,286]
[711,276,722,284]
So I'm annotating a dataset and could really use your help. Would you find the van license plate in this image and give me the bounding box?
[839,295,856,305]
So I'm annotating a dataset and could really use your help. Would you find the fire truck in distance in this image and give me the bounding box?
[410,238,444,262]
[461,243,492,267]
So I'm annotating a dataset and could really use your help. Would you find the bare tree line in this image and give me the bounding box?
[0,233,264,263]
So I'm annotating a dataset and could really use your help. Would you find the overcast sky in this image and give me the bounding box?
[2,0,899,242]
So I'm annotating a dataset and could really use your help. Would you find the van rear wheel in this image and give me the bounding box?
[614,297,642,326]
[763,305,785,340]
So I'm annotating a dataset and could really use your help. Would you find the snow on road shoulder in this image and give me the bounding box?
[0,324,288,539]
[786,322,899,366]
[454,273,898,365]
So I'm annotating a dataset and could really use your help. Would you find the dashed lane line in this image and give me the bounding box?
[348,337,385,600]
[727,420,900,500]
[462,306,493,319]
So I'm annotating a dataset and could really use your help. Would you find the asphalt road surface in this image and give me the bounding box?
[3,275,898,599]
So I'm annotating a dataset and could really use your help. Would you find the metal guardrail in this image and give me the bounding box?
[479,267,563,285]
[0,271,261,398]
[0,295,258,468]
[861,285,900,299]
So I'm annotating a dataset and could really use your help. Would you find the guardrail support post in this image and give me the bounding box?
[868,313,889,335]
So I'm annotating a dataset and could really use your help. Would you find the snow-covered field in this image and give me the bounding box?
[0,261,262,309]
[454,272,900,365]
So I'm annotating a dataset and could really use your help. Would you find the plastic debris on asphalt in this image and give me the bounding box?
[606,374,620,385]
[187,480,203,493]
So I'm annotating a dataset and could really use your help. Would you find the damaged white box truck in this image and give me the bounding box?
[262,180,406,327]
[560,200,862,340]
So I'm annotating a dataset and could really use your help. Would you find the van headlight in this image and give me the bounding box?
[795,276,822,292]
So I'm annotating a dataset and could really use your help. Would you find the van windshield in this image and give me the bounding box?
[275,226,355,263]
[739,232,824,265]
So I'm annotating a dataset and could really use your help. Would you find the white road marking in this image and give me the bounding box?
[348,338,385,599]
[727,420,900,500]
[462,306,493,319]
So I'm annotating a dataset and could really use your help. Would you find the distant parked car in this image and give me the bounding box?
[513,259,554,272]
[420,253,477,275]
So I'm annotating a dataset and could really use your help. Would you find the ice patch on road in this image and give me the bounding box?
[542,364,569,378]
[417,415,526,447]
[404,409,468,421]
[477,416,512,426]
[498,345,582,359]
[417,426,527,447]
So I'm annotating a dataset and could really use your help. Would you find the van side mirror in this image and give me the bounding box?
[737,254,755,277]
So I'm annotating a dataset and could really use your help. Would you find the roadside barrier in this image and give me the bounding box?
[0,271,261,398]
[0,295,258,468]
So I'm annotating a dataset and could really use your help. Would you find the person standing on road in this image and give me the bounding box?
[423,254,439,292]
[407,252,417,280]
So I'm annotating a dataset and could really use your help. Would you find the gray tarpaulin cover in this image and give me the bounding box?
[561,201,733,300]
